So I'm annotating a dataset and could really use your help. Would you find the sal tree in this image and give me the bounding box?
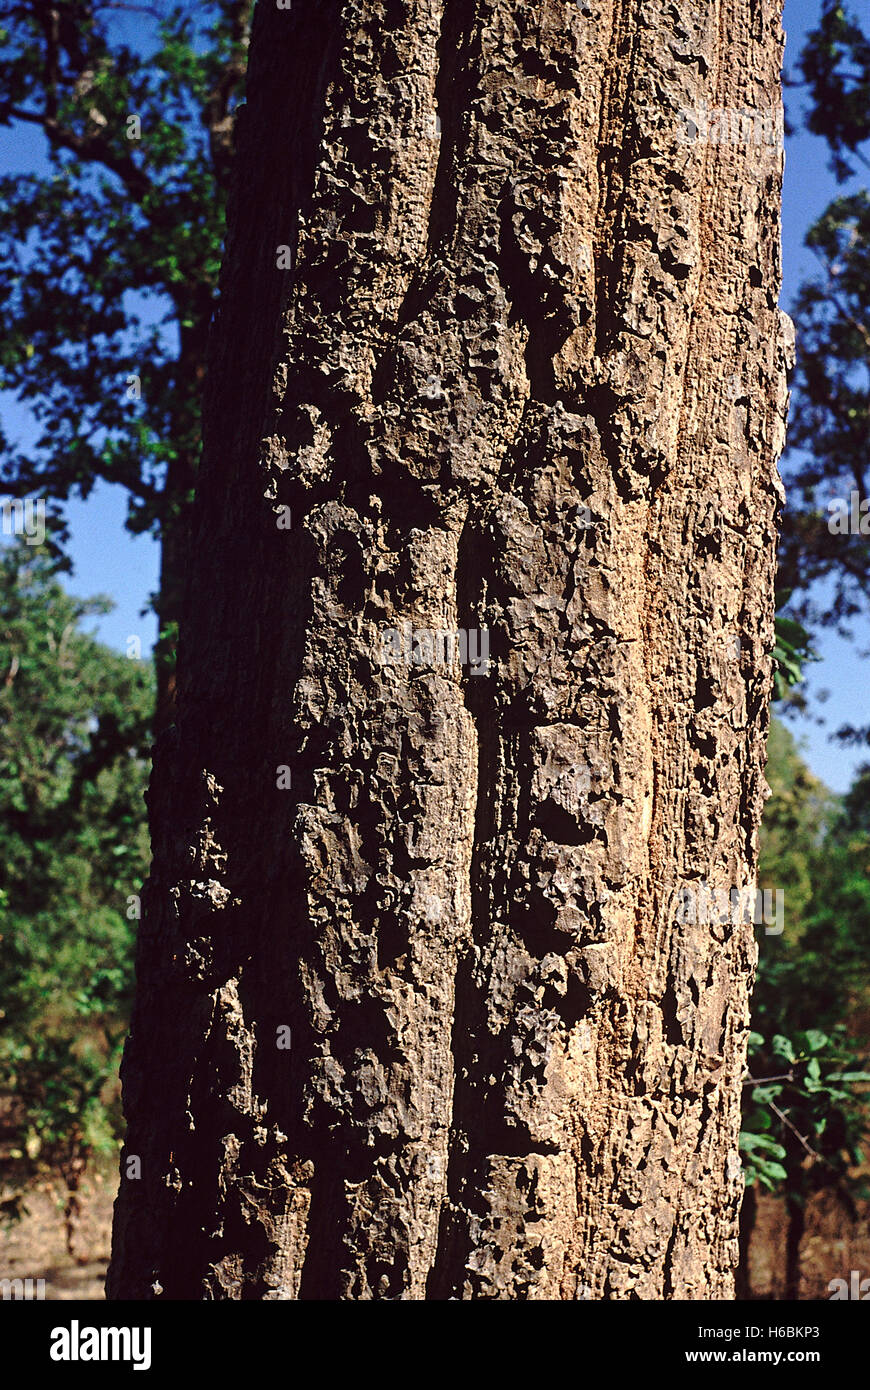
[0,0,253,728]
[109,0,789,1299]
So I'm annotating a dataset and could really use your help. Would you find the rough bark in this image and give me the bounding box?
[109,0,789,1300]
[154,292,224,733]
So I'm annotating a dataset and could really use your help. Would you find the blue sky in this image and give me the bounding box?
[0,0,866,793]
[778,0,870,793]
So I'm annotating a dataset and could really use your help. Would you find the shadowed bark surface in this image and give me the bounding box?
[109,0,789,1300]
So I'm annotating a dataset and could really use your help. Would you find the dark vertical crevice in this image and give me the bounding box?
[427,506,494,1297]
[426,0,482,258]
[736,1182,757,1300]
[592,0,639,364]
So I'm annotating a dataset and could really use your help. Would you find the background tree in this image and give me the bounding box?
[778,0,870,737]
[109,0,788,1300]
[0,537,152,1248]
[738,717,870,1298]
[0,0,253,728]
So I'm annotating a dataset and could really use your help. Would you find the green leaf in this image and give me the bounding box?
[772,1034,796,1063]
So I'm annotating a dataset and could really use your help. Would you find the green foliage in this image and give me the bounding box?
[742,1028,869,1197]
[743,718,870,1209]
[0,0,250,605]
[800,0,870,180]
[757,717,835,929]
[0,538,153,1178]
[772,591,818,702]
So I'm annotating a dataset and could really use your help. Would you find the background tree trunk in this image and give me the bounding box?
[109,0,789,1300]
[784,1194,806,1301]
[736,1181,757,1300]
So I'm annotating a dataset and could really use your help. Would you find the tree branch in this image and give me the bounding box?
[768,1097,825,1165]
[3,105,152,202]
[201,0,254,189]
[742,1072,795,1086]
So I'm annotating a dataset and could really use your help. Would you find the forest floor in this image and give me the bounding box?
[746,1182,870,1299]
[1,1159,869,1299]
[0,1158,114,1300]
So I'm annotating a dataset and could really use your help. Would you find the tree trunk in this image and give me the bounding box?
[109,0,789,1300]
[153,313,212,734]
[152,504,186,736]
[784,1194,805,1301]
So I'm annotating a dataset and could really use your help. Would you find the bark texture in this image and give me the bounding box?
[109,0,789,1299]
